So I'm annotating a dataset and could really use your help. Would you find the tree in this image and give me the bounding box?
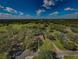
[48,35,56,41]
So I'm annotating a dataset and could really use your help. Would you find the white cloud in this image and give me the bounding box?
[48,13,78,19]
[61,13,78,19]
[36,9,45,16]
[55,0,63,2]
[0,5,4,9]
[0,13,77,19]
[49,11,59,15]
[19,11,24,16]
[74,12,78,14]
[42,0,55,9]
[0,13,12,16]
[0,5,24,16]
[42,0,63,9]
[64,7,77,11]
[4,7,17,14]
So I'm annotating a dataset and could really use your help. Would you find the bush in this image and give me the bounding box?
[33,51,58,59]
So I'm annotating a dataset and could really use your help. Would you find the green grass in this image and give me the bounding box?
[0,26,7,32]
[0,21,77,59]
[54,39,66,51]
[64,56,78,59]
[0,53,7,59]
[33,39,57,59]
[52,30,66,51]
[40,39,54,52]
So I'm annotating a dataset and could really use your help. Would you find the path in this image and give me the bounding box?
[15,49,39,59]
[52,42,78,59]
[15,41,77,59]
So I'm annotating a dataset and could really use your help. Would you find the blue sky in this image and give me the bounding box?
[0,0,78,19]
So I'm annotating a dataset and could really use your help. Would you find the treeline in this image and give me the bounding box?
[0,19,77,24]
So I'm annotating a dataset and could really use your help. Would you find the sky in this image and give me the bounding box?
[0,0,78,19]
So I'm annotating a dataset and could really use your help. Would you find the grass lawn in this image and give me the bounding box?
[64,56,78,59]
